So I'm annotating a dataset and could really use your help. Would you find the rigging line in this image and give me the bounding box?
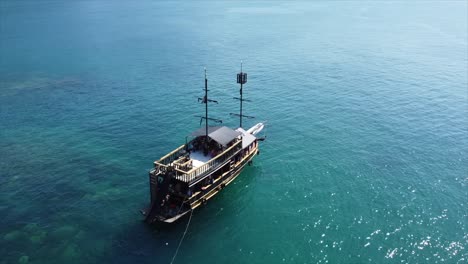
[174,198,186,218]
[169,209,194,264]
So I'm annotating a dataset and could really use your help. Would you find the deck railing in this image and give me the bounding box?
[176,140,242,183]
[154,144,186,167]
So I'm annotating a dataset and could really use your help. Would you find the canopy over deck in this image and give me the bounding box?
[191,126,241,147]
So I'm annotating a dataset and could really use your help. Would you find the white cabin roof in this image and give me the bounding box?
[236,128,257,149]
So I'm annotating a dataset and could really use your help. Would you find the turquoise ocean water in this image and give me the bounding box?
[1,1,467,263]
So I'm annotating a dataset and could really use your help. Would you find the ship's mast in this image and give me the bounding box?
[198,68,222,138]
[204,69,208,136]
[240,63,244,127]
[231,62,254,128]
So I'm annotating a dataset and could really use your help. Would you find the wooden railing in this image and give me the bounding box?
[173,157,192,172]
[154,144,186,167]
[176,140,242,183]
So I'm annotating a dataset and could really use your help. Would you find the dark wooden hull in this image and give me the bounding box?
[189,148,258,211]
[146,147,259,224]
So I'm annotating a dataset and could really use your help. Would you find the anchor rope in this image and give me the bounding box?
[169,208,193,264]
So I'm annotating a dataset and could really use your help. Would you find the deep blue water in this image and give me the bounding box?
[1,1,467,263]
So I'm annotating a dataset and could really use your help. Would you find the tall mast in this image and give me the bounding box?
[205,68,208,137]
[197,68,222,137]
[231,62,254,127]
[240,63,243,127]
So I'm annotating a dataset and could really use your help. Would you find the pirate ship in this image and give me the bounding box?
[143,65,264,224]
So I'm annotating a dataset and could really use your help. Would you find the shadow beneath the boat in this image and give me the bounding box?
[105,165,259,264]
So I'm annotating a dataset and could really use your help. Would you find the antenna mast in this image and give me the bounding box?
[231,62,254,127]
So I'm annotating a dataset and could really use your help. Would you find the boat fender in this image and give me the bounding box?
[202,198,207,205]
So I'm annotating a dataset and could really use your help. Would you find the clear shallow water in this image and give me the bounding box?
[1,1,467,263]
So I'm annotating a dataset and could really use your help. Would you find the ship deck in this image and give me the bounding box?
[189,151,211,168]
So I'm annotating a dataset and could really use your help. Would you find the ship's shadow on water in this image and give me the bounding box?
[105,220,188,264]
[107,166,259,264]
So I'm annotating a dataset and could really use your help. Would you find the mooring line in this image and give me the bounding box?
[169,209,193,264]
